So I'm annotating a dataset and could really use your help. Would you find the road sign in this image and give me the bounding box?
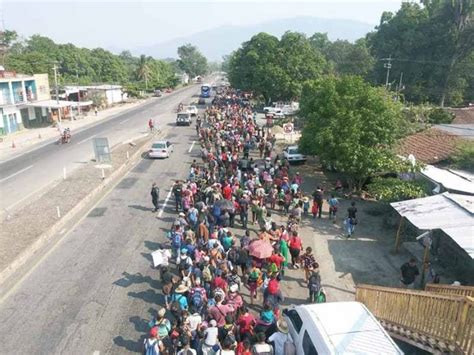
[92,137,111,163]
[283,123,294,134]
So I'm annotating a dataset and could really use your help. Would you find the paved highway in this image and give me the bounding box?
[0,84,200,212]
[0,99,199,354]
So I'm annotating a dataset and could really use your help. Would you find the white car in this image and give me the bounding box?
[149,140,173,158]
[283,145,307,164]
[185,105,198,117]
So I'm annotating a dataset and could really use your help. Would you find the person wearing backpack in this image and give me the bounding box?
[251,332,273,355]
[189,278,207,313]
[143,326,164,355]
[308,269,323,303]
[268,319,295,355]
[171,225,183,263]
[171,284,189,311]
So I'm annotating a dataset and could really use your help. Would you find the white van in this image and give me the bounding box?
[282,302,403,355]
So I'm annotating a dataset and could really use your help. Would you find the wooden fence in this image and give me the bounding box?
[425,283,474,298]
[356,284,474,354]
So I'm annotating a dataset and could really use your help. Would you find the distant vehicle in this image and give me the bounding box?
[283,145,307,164]
[283,302,403,355]
[154,89,162,97]
[149,140,173,158]
[176,112,192,126]
[200,84,211,98]
[198,97,206,105]
[184,105,198,117]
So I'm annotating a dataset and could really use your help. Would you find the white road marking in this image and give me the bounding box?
[0,165,34,183]
[188,140,196,153]
[158,187,173,218]
[76,134,97,145]
[119,118,130,124]
[93,351,100,355]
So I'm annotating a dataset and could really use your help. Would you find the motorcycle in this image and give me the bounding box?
[58,128,71,144]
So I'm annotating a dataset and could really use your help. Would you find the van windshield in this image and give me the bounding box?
[178,114,189,119]
[288,148,299,155]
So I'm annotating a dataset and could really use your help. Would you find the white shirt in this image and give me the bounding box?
[268,332,291,355]
[204,326,219,346]
[177,348,197,355]
[187,313,202,332]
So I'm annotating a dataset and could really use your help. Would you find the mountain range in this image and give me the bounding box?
[130,16,375,61]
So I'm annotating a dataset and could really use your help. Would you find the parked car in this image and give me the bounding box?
[149,140,173,158]
[176,112,192,126]
[283,145,307,164]
[154,89,162,97]
[283,302,403,355]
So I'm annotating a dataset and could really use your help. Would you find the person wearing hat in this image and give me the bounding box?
[150,308,171,339]
[225,283,243,310]
[171,284,189,311]
[143,326,164,354]
[269,319,295,355]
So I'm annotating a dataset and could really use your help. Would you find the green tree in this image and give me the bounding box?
[177,44,208,78]
[136,54,152,90]
[228,32,327,103]
[299,76,403,190]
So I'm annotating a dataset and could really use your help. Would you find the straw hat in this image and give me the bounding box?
[276,319,289,334]
[175,284,189,294]
[158,308,166,318]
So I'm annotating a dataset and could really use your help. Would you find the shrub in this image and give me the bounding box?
[427,108,454,124]
[451,142,474,172]
[367,177,427,202]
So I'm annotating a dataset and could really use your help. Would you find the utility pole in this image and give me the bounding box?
[52,64,61,122]
[396,72,404,100]
[382,55,392,89]
[76,68,81,115]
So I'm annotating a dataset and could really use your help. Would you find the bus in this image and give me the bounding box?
[200,84,211,98]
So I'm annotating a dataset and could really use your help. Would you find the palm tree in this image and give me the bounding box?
[136,54,152,90]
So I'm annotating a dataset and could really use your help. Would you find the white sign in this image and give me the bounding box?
[151,249,172,267]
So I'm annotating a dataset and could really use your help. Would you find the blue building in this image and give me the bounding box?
[0,70,50,135]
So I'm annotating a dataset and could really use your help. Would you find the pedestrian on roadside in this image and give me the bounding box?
[400,258,420,289]
[94,106,98,116]
[173,180,183,212]
[151,182,160,212]
[308,269,322,303]
[345,201,357,238]
[327,194,339,223]
[312,186,324,219]
[301,247,319,282]
[288,231,303,269]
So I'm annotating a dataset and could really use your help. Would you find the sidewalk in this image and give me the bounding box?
[0,98,149,161]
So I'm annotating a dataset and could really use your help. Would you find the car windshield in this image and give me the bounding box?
[178,114,189,119]
[288,148,299,155]
[152,143,166,149]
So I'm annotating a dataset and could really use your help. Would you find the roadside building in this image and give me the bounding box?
[176,72,189,85]
[0,69,51,135]
[86,85,127,107]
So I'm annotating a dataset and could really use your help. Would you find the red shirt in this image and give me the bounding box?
[222,185,232,200]
[268,254,284,268]
[238,313,256,333]
[212,276,228,291]
[289,236,302,250]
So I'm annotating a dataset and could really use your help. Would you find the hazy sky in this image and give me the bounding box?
[2,0,403,50]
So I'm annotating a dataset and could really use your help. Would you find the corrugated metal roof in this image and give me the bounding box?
[435,124,474,140]
[391,192,474,258]
[422,165,474,195]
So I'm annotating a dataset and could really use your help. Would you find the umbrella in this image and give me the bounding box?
[248,239,273,259]
[214,199,235,212]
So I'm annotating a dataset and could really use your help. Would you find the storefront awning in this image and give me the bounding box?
[25,100,72,109]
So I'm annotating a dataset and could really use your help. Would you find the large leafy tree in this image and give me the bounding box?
[136,54,152,89]
[299,76,403,190]
[367,1,474,106]
[177,44,208,78]
[228,31,327,103]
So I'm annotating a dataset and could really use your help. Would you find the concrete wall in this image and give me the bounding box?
[105,88,123,105]
[33,74,50,101]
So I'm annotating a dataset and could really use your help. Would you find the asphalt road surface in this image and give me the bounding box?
[0,84,200,212]
[0,110,199,354]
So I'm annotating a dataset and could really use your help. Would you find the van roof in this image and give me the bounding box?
[295,302,402,354]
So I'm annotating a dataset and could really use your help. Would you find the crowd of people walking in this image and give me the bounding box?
[143,89,356,355]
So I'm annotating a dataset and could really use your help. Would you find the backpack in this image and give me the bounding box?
[143,339,159,355]
[172,232,181,248]
[202,265,212,282]
[178,257,189,271]
[316,290,326,303]
[228,247,239,264]
[284,335,297,355]
[191,289,204,308]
